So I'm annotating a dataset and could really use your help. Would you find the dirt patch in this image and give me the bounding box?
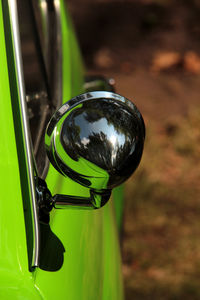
[67,1,200,299]
[68,0,200,121]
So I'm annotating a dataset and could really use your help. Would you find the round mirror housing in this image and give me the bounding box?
[45,91,145,196]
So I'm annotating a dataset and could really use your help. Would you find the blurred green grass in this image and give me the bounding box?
[123,109,200,299]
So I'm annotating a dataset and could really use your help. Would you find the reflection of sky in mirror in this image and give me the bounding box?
[75,113,132,165]
[81,137,90,147]
[77,115,126,147]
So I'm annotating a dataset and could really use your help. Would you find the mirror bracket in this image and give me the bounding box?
[36,178,111,218]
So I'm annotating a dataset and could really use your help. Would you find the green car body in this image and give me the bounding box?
[0,1,124,299]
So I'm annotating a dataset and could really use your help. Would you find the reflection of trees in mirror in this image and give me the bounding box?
[83,99,139,137]
[82,131,116,170]
[61,99,144,181]
[63,122,81,161]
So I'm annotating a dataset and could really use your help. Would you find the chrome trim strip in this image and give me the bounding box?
[8,0,39,267]
[54,0,62,108]
[41,0,63,179]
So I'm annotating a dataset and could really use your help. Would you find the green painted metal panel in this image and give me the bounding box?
[35,2,124,299]
[0,0,124,298]
[0,2,42,298]
[113,185,124,231]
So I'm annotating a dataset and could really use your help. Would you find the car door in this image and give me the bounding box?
[6,0,124,299]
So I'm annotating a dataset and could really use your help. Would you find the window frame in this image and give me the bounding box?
[17,0,63,179]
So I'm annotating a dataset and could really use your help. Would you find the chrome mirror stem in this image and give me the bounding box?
[53,189,111,209]
[37,178,111,217]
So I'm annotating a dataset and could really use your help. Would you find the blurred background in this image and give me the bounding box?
[67,0,200,299]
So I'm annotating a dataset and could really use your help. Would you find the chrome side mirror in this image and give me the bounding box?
[38,91,145,212]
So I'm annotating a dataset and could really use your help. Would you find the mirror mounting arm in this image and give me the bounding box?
[53,189,111,209]
[36,178,111,217]
[36,178,54,215]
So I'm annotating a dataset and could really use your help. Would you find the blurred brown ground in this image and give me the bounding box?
[67,1,200,299]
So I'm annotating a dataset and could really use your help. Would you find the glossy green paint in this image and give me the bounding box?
[0,2,42,297]
[35,2,124,299]
[0,0,124,298]
[113,185,124,230]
